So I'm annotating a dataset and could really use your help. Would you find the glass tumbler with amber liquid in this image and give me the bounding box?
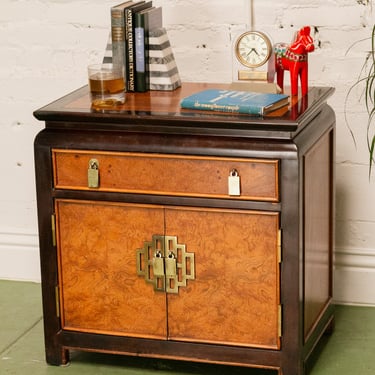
[88,64,126,109]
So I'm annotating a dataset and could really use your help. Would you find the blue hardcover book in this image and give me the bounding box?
[180,89,289,115]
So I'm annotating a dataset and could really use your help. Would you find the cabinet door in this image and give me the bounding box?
[165,207,280,350]
[55,199,167,339]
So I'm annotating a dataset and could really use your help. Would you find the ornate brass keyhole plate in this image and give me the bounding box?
[136,235,195,294]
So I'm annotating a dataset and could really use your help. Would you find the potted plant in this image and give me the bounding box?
[345,3,375,177]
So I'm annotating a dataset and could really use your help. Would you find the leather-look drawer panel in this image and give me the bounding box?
[52,149,279,202]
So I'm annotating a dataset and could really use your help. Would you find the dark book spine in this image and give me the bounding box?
[134,14,146,92]
[125,2,152,92]
[125,8,135,91]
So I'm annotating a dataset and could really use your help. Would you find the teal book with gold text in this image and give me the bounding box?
[180,89,289,115]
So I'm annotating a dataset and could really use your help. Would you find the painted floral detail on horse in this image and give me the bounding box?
[274,43,288,58]
[273,26,315,96]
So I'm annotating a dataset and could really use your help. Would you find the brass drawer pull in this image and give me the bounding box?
[87,159,99,188]
[228,168,241,196]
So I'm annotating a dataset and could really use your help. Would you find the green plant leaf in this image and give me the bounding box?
[369,135,375,178]
[344,22,375,177]
[344,75,371,149]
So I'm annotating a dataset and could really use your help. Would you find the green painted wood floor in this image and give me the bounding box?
[1,280,375,374]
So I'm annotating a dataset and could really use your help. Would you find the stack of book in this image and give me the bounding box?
[109,0,181,92]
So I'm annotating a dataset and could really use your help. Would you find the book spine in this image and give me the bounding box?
[134,12,146,92]
[125,8,135,91]
[125,2,152,92]
[180,100,263,115]
[111,8,126,70]
[135,27,146,91]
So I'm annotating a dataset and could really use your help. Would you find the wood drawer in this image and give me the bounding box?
[52,149,279,202]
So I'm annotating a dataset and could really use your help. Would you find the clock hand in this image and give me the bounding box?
[246,48,259,57]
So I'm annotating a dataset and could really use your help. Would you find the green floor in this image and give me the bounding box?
[1,280,375,374]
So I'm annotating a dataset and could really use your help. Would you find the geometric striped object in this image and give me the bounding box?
[102,28,181,91]
[102,33,113,64]
[148,28,181,91]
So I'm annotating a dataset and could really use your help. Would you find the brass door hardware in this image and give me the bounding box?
[88,159,99,188]
[136,235,195,294]
[51,214,56,247]
[228,169,241,196]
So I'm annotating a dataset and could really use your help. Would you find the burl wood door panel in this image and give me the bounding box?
[55,199,167,339]
[165,207,281,349]
[55,200,280,349]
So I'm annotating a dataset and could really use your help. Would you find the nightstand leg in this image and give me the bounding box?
[45,347,69,366]
[280,360,304,375]
[324,316,335,336]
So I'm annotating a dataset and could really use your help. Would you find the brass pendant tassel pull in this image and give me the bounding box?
[165,252,177,277]
[87,159,99,188]
[153,251,165,277]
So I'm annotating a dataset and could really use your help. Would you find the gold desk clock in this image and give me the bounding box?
[234,30,273,81]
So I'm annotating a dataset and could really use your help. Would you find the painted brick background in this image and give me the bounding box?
[0,0,374,303]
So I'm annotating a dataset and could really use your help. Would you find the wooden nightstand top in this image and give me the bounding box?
[34,82,334,139]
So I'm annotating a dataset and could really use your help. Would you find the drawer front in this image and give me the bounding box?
[52,150,279,202]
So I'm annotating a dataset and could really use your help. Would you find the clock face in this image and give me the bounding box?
[235,31,272,68]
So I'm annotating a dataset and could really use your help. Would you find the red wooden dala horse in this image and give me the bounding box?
[272,26,315,96]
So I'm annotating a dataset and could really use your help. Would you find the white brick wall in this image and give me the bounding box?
[1,0,375,304]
